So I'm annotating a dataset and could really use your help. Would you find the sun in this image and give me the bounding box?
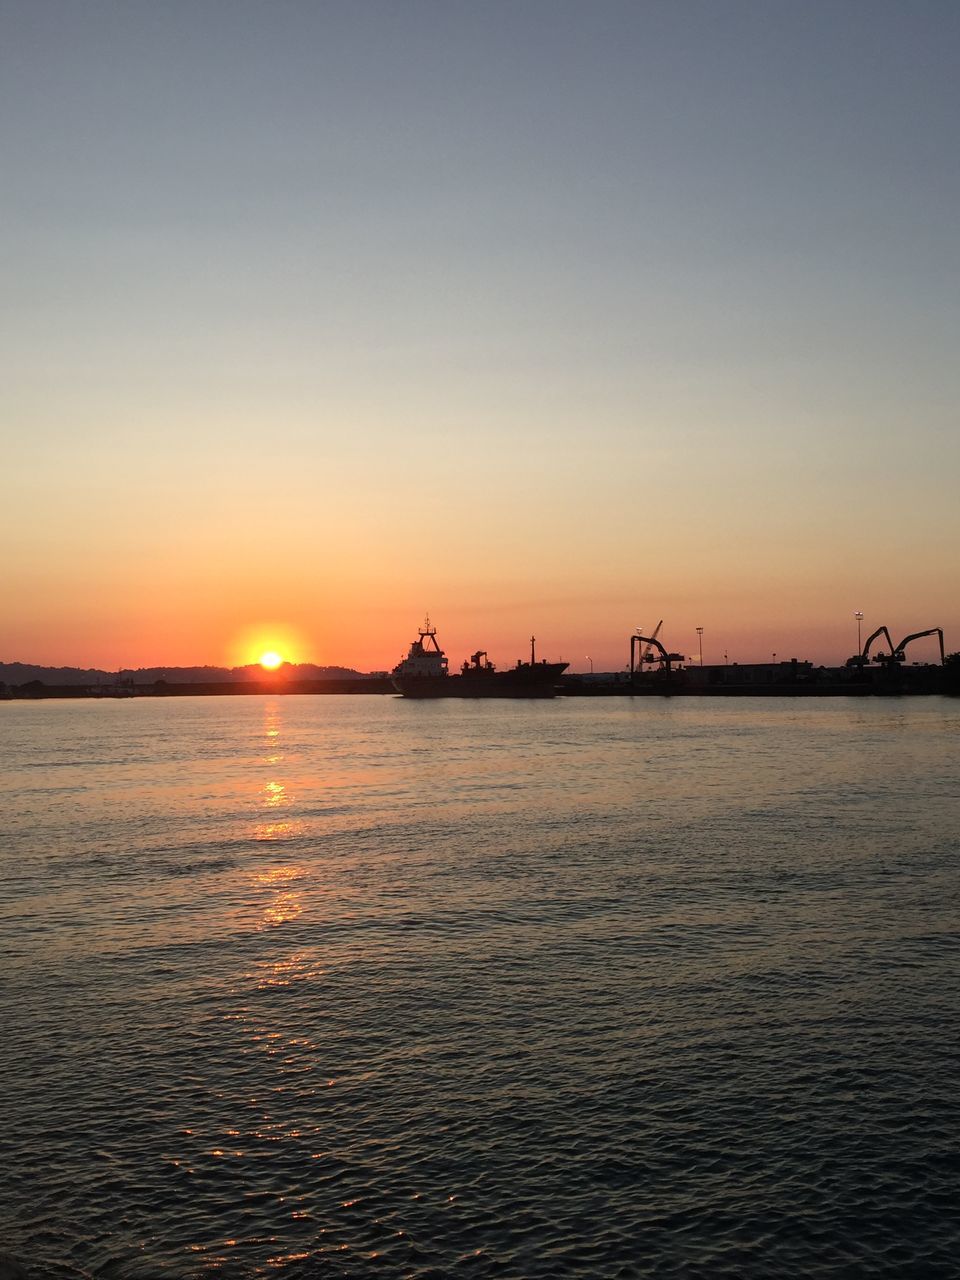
[230,623,306,670]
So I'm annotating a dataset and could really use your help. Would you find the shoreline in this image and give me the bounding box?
[2,681,955,701]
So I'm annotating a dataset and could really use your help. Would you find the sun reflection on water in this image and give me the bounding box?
[263,703,282,744]
[251,700,307,842]
[254,864,305,928]
[255,820,295,842]
[262,779,287,808]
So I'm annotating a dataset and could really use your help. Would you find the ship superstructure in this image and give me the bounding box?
[393,618,449,682]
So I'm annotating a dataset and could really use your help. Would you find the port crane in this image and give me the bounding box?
[630,629,685,676]
[629,621,665,671]
[848,625,944,668]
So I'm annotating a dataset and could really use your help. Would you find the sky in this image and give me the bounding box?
[2,0,958,672]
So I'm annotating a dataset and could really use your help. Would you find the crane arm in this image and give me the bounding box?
[635,634,669,661]
[643,620,663,663]
[861,626,894,661]
[893,628,945,664]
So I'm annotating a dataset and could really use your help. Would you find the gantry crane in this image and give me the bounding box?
[630,630,685,677]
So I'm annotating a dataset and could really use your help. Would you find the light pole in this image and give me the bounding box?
[586,655,593,674]
[696,626,704,665]
[854,610,864,655]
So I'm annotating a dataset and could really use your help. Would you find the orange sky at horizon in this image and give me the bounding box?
[4,401,955,673]
[2,564,952,674]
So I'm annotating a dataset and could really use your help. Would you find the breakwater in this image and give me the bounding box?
[2,661,955,700]
[564,660,955,697]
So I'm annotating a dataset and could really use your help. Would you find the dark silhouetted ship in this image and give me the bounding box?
[392,621,568,698]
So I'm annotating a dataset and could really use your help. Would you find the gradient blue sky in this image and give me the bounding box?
[3,1,958,670]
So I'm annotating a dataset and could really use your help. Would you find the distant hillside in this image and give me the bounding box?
[0,663,114,687]
[0,662,368,686]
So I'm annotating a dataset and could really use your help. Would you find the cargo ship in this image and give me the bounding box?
[392,621,568,698]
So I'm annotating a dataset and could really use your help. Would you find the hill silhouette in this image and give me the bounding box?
[0,661,368,687]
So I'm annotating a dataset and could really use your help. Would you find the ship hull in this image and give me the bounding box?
[394,662,568,699]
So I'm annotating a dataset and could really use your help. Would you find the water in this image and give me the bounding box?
[1,695,958,1278]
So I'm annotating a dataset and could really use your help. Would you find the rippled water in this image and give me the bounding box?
[1,695,958,1278]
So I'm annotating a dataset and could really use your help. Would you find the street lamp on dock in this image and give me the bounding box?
[696,627,704,665]
[854,611,864,654]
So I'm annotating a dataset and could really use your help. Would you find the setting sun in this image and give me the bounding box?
[230,623,307,670]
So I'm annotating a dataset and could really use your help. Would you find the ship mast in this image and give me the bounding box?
[418,614,442,653]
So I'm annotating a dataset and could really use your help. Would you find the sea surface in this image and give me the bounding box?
[1,695,958,1279]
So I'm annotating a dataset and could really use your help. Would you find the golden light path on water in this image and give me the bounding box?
[252,702,307,929]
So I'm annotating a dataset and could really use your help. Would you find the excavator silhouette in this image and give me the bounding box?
[847,626,945,669]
